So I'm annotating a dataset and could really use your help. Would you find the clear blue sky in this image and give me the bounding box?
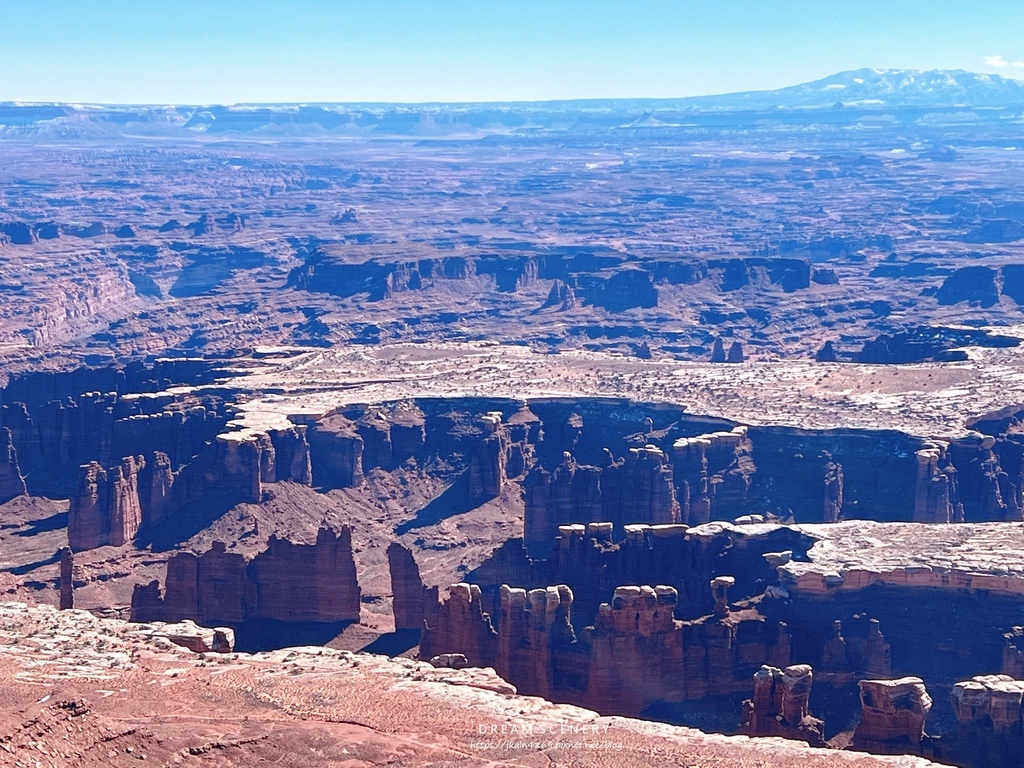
[2,0,1023,104]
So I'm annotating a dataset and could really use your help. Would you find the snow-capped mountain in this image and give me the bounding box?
[685,68,1024,110]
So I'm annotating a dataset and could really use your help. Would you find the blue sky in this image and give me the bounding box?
[2,1,1023,104]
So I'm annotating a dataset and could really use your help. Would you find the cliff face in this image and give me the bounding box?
[524,454,603,553]
[852,677,932,754]
[388,542,439,631]
[131,526,361,627]
[474,520,815,627]
[948,674,1024,768]
[0,426,27,503]
[289,250,815,313]
[308,414,364,488]
[67,456,145,551]
[524,445,678,555]
[673,427,753,525]
[22,390,1024,560]
[1,394,224,494]
[741,664,824,746]
[420,578,791,717]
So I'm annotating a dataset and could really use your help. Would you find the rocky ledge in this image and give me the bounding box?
[0,601,947,767]
[778,521,1024,597]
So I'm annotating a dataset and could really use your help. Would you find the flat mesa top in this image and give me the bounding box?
[780,520,1024,595]
[223,340,1024,440]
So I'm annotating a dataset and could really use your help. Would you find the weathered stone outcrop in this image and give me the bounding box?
[813,618,892,683]
[419,582,496,667]
[145,619,235,653]
[524,453,603,554]
[936,265,1001,307]
[588,268,658,311]
[468,412,510,502]
[912,442,959,523]
[823,457,844,522]
[0,385,224,492]
[673,427,753,526]
[741,664,825,745]
[524,444,678,555]
[68,455,145,551]
[59,547,74,610]
[202,433,266,504]
[856,326,1018,364]
[139,450,176,526]
[268,425,313,484]
[420,578,792,717]
[388,542,439,631]
[307,414,364,488]
[131,526,361,627]
[495,584,577,697]
[543,279,577,310]
[948,434,1022,522]
[601,444,679,529]
[852,677,932,754]
[948,674,1024,768]
[475,519,814,628]
[0,426,27,503]
[1003,627,1024,679]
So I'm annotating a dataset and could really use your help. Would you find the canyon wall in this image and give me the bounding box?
[388,542,440,631]
[289,249,815,312]
[0,426,27,503]
[131,526,361,626]
[420,578,792,717]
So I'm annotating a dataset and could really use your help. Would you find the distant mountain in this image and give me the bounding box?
[682,68,1024,110]
[1,69,1023,139]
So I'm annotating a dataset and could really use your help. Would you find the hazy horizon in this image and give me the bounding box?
[3,0,1023,104]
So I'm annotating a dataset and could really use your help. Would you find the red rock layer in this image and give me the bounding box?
[131,526,361,626]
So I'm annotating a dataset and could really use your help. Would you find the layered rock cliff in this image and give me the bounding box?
[0,426,27,503]
[68,456,146,551]
[420,577,792,717]
[131,526,361,626]
[388,542,439,631]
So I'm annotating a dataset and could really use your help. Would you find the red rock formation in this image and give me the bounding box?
[495,584,576,696]
[307,414,364,488]
[741,664,825,746]
[949,435,1022,522]
[601,444,679,529]
[159,432,269,510]
[251,528,361,623]
[388,542,439,631]
[823,458,844,522]
[468,412,509,502]
[0,426,27,503]
[1003,627,1024,678]
[852,677,931,754]
[59,547,74,610]
[948,674,1024,767]
[953,674,1024,734]
[420,578,791,718]
[68,455,145,551]
[131,527,361,627]
[672,427,752,526]
[913,443,956,523]
[268,425,313,484]
[419,583,496,667]
[524,452,602,555]
[140,450,175,525]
